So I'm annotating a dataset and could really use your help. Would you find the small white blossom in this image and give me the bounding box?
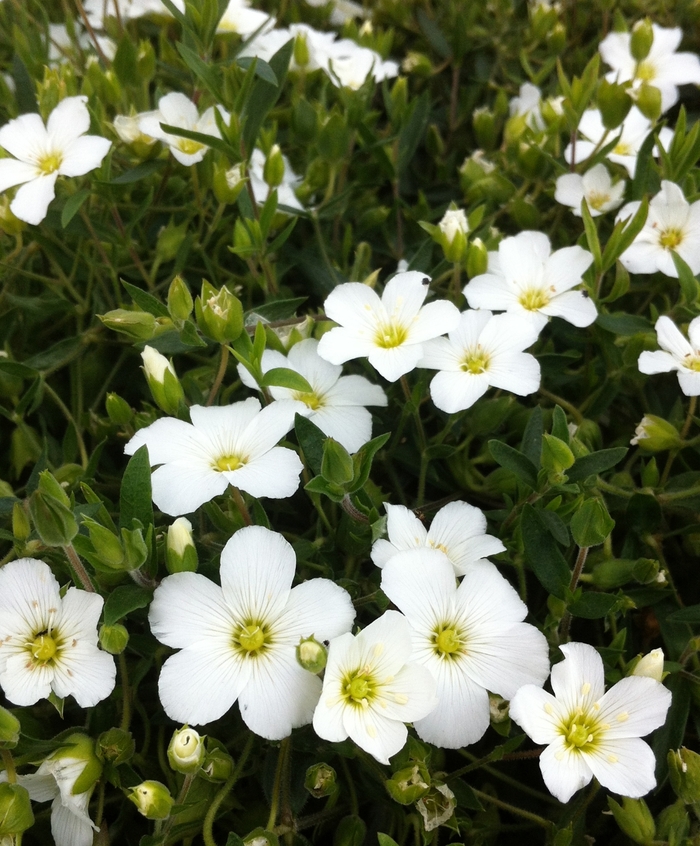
[638,315,700,396]
[113,112,159,147]
[510,642,671,803]
[438,208,469,244]
[0,96,111,225]
[216,0,274,36]
[371,500,505,575]
[317,272,460,382]
[313,610,438,764]
[238,338,387,453]
[600,24,700,113]
[381,550,550,748]
[618,181,700,277]
[509,82,545,131]
[0,558,116,707]
[464,231,596,330]
[554,163,625,217]
[249,147,304,211]
[124,398,306,516]
[83,0,183,26]
[150,526,355,736]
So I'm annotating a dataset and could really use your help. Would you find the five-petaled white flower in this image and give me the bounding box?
[249,147,304,212]
[509,82,546,131]
[381,550,550,749]
[138,92,229,167]
[313,610,438,764]
[216,0,274,36]
[418,310,541,413]
[0,558,116,707]
[618,181,700,277]
[554,163,626,217]
[509,642,671,803]
[638,315,700,396]
[150,525,355,737]
[0,96,110,225]
[464,231,596,331]
[371,500,505,576]
[599,24,700,113]
[238,338,387,453]
[124,398,305,516]
[317,272,460,382]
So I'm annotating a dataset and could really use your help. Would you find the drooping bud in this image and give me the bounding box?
[607,796,656,845]
[168,726,205,774]
[201,746,234,782]
[99,624,130,655]
[630,19,654,62]
[167,276,194,323]
[629,647,664,682]
[166,517,198,573]
[0,707,20,749]
[141,346,184,416]
[296,636,328,674]
[0,783,34,837]
[128,780,174,820]
[304,763,337,798]
[631,415,681,451]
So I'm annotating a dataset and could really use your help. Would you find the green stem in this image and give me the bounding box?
[230,486,252,526]
[267,737,290,831]
[202,734,254,846]
[470,787,553,830]
[119,652,131,731]
[1,749,16,782]
[63,543,95,592]
[661,395,698,487]
[207,345,230,407]
[559,546,589,643]
[44,382,89,468]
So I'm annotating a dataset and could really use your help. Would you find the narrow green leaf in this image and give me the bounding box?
[295,414,326,475]
[520,406,543,468]
[122,280,169,318]
[119,445,154,531]
[569,591,619,618]
[349,433,391,493]
[159,122,233,157]
[242,38,293,152]
[245,297,307,322]
[260,367,312,393]
[236,56,277,85]
[398,92,430,175]
[177,42,222,99]
[567,447,628,482]
[580,198,602,274]
[108,161,163,185]
[104,585,152,627]
[551,406,570,444]
[672,251,699,305]
[489,440,538,488]
[521,505,571,598]
[61,190,90,229]
[601,197,648,272]
[601,260,630,303]
[416,9,451,59]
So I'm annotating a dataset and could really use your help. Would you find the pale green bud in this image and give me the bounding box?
[294,32,310,67]
[472,107,498,151]
[28,489,77,547]
[631,415,681,451]
[97,728,135,765]
[296,636,327,674]
[105,393,133,425]
[11,502,30,543]
[668,748,700,804]
[99,624,129,655]
[263,144,285,189]
[635,83,662,122]
[438,206,469,263]
[84,519,124,568]
[631,19,654,62]
[141,346,184,416]
[607,796,655,844]
[167,276,193,323]
[128,780,174,820]
[195,281,244,344]
[304,763,337,798]
[0,783,34,837]
[100,309,157,341]
[166,517,198,573]
[168,726,205,774]
[0,707,20,749]
[213,163,247,204]
[466,237,488,278]
[201,747,234,782]
[629,648,664,682]
[54,734,103,794]
[385,765,429,805]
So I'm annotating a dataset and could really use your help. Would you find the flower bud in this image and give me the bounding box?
[591,557,659,589]
[597,79,633,130]
[201,746,234,782]
[166,517,198,573]
[390,77,409,123]
[656,799,690,846]
[607,796,655,844]
[668,748,700,804]
[629,647,664,682]
[489,693,509,723]
[168,726,205,774]
[541,433,575,478]
[38,469,70,507]
[105,393,133,425]
[54,734,103,794]
[84,519,124,568]
[304,763,337,798]
[333,816,366,846]
[417,783,456,832]
[0,196,24,236]
[11,502,30,543]
[296,636,327,674]
[113,113,158,157]
[99,624,129,655]
[195,281,244,344]
[121,525,148,571]
[466,238,488,278]
[630,415,681,451]
[141,346,184,416]
[263,144,285,189]
[0,783,34,837]
[213,163,247,204]
[100,309,157,341]
[294,31,310,67]
[401,51,432,77]
[631,19,654,62]
[641,456,659,488]
[167,276,193,323]
[97,728,135,765]
[472,107,499,151]
[438,207,469,263]
[128,780,174,820]
[28,489,78,547]
[0,707,20,749]
[546,22,566,53]
[635,83,662,122]
[385,765,430,805]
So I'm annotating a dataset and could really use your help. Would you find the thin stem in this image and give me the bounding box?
[267,737,289,831]
[230,486,252,526]
[73,0,111,64]
[1,749,16,782]
[43,382,89,468]
[119,652,131,731]
[661,395,698,486]
[207,345,230,406]
[559,546,589,642]
[470,788,553,830]
[202,733,255,846]
[160,772,196,843]
[63,543,95,592]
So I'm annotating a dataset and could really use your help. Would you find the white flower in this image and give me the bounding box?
[312,610,438,764]
[0,96,111,225]
[600,24,700,113]
[417,310,541,413]
[509,642,671,802]
[438,208,469,244]
[617,181,700,277]
[83,0,183,26]
[48,22,116,65]
[464,231,596,330]
[0,558,116,707]
[113,112,159,147]
[149,525,355,737]
[554,163,626,217]
[381,550,550,748]
[238,338,387,453]
[216,0,274,36]
[167,516,194,557]
[138,93,229,166]
[303,0,366,25]
[124,398,305,516]
[637,315,700,396]
[509,82,545,131]
[325,39,399,89]
[631,648,665,682]
[317,272,460,382]
[564,107,673,177]
[371,501,505,576]
[249,148,303,211]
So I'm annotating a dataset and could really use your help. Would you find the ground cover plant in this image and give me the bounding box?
[2,0,700,844]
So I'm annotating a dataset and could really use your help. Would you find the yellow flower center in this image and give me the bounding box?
[460,348,490,374]
[31,633,57,662]
[215,455,246,472]
[38,152,62,175]
[236,623,266,654]
[685,355,700,372]
[636,60,656,82]
[587,191,609,211]
[343,670,375,706]
[432,623,464,658]
[176,139,204,156]
[293,391,323,410]
[659,229,683,250]
[613,142,630,156]
[564,718,595,749]
[375,324,408,349]
[519,287,550,311]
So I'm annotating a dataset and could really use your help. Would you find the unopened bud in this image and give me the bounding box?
[598,79,633,129]
[201,746,234,782]
[84,519,124,568]
[631,415,681,451]
[629,648,664,682]
[546,22,566,53]
[0,707,20,749]
[99,624,129,655]
[0,783,34,837]
[53,733,103,793]
[304,763,337,798]
[121,525,148,571]
[296,636,327,674]
[263,144,285,189]
[668,748,700,804]
[631,19,654,62]
[466,238,488,278]
[166,517,198,573]
[635,83,662,122]
[472,107,498,151]
[100,309,157,341]
[97,728,135,765]
[195,281,244,344]
[167,276,193,323]
[541,433,575,477]
[385,764,430,805]
[141,346,184,416]
[607,796,655,844]
[106,393,133,425]
[213,162,247,204]
[438,207,469,263]
[294,32,310,67]
[28,489,77,547]
[168,726,205,774]
[128,780,174,820]
[12,502,30,543]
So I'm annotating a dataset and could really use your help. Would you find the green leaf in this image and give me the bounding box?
[596,312,651,335]
[668,605,700,624]
[246,297,307,322]
[242,38,293,152]
[108,161,164,185]
[567,447,628,482]
[103,585,152,627]
[295,414,326,475]
[416,9,451,58]
[119,445,154,531]
[520,405,543,468]
[159,122,233,157]
[570,498,615,547]
[569,591,619,618]
[581,198,602,274]
[653,674,690,785]
[600,259,630,304]
[538,509,570,546]
[348,433,391,493]
[259,367,313,393]
[304,475,346,502]
[450,780,483,811]
[488,440,538,488]
[377,835,400,846]
[236,55,277,85]
[551,405,569,444]
[322,439,354,486]
[601,197,649,272]
[672,251,699,305]
[225,834,245,846]
[122,280,169,318]
[61,189,90,229]
[398,92,430,176]
[23,337,83,373]
[521,505,570,598]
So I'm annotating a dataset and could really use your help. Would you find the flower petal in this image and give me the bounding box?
[551,642,605,713]
[509,684,563,745]
[47,96,91,150]
[59,135,111,177]
[310,405,373,453]
[343,704,408,765]
[51,794,96,846]
[11,173,58,225]
[149,572,234,649]
[585,736,658,797]
[381,548,456,633]
[539,736,593,803]
[51,643,116,707]
[276,578,355,643]
[597,676,671,739]
[0,113,48,162]
[0,158,40,193]
[429,370,490,413]
[150,460,228,516]
[223,446,302,498]
[427,501,505,574]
